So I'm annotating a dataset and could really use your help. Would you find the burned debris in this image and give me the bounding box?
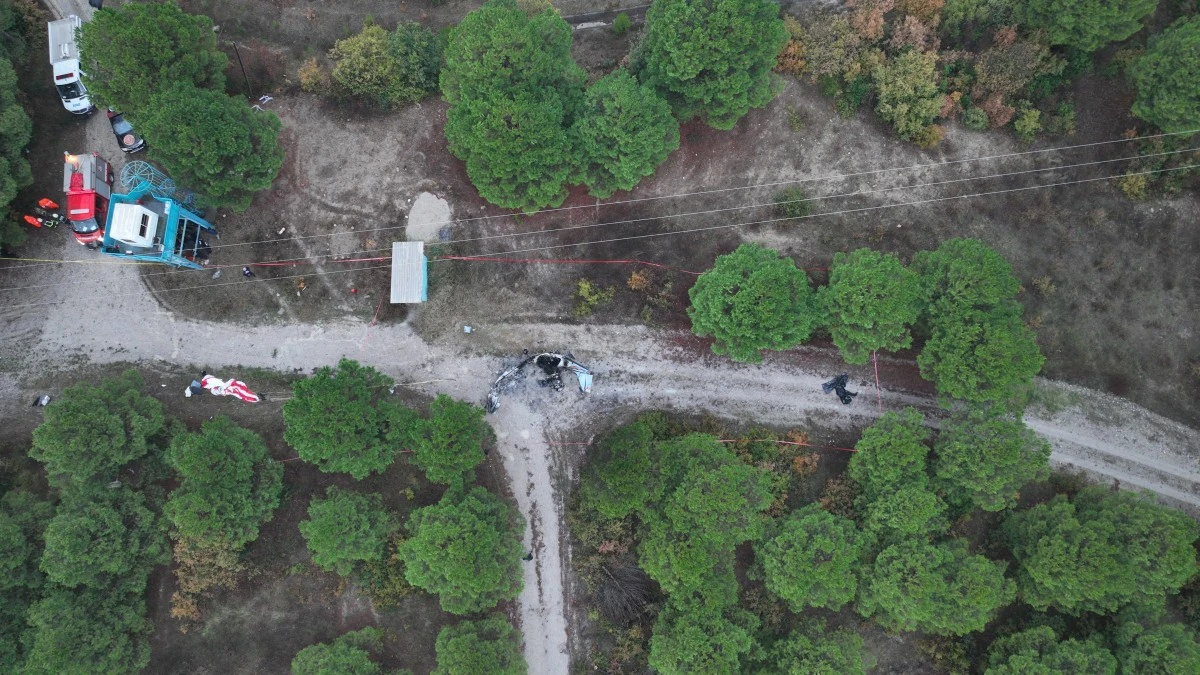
[486,350,593,413]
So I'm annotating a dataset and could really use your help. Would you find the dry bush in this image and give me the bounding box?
[626,270,652,292]
[596,565,655,624]
[992,25,1018,48]
[940,92,964,118]
[848,0,894,41]
[1119,173,1149,200]
[298,57,331,94]
[819,476,860,519]
[792,452,819,477]
[782,13,864,80]
[597,539,629,555]
[1031,275,1056,296]
[896,0,945,20]
[915,124,946,148]
[890,15,940,52]
[777,16,808,75]
[979,93,1016,128]
[170,537,245,629]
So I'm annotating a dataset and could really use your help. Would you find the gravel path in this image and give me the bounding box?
[4,253,1200,673]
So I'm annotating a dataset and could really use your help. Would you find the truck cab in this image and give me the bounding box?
[47,16,93,115]
[63,152,112,247]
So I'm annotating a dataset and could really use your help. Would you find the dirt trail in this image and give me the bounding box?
[4,256,1200,672]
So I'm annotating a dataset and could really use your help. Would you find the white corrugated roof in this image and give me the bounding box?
[390,241,427,304]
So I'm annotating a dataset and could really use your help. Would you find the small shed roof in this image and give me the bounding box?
[390,241,428,304]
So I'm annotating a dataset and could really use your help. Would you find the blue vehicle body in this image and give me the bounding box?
[99,180,217,270]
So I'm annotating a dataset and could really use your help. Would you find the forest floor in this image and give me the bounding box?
[5,0,1199,672]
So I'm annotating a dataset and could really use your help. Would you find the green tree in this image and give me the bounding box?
[433,616,526,675]
[589,417,662,518]
[687,243,820,363]
[283,359,415,479]
[819,248,923,364]
[857,539,1016,635]
[633,0,788,130]
[572,69,679,198]
[661,462,773,549]
[917,305,1044,406]
[400,487,524,615]
[913,238,1043,406]
[23,586,151,675]
[862,484,948,541]
[39,486,167,591]
[934,412,1051,512]
[408,395,491,487]
[755,620,875,675]
[164,416,283,549]
[1115,622,1200,675]
[0,55,32,246]
[648,598,757,674]
[292,628,383,675]
[986,626,1117,674]
[30,369,165,482]
[0,490,54,671]
[77,0,226,113]
[1017,0,1157,52]
[139,82,283,210]
[1003,487,1199,614]
[847,408,930,503]
[299,487,397,576]
[1131,17,1200,134]
[873,50,943,142]
[754,505,868,611]
[328,22,441,108]
[914,238,1022,317]
[440,0,584,211]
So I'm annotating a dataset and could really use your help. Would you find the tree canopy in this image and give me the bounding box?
[433,616,526,675]
[30,369,165,482]
[299,488,397,576]
[0,55,32,248]
[77,1,227,112]
[873,50,943,143]
[408,395,491,488]
[1017,0,1158,52]
[292,628,383,675]
[913,239,1043,407]
[1115,622,1200,675]
[328,22,441,108]
[819,248,923,364]
[283,359,415,479]
[985,625,1117,674]
[754,505,868,611]
[847,408,930,503]
[754,620,875,675]
[588,416,662,519]
[440,0,584,211]
[934,412,1051,512]
[164,416,283,550]
[572,69,680,199]
[399,487,524,615]
[648,598,757,675]
[634,0,788,130]
[22,586,151,675]
[688,243,820,362]
[1002,487,1199,614]
[857,539,1015,635]
[1131,17,1200,134]
[139,83,284,210]
[39,486,167,592]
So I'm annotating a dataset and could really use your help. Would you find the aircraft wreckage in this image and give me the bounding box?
[485,351,592,413]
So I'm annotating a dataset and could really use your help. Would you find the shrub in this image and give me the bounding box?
[1119,172,1149,201]
[328,22,441,107]
[1131,17,1200,133]
[407,394,491,487]
[961,106,989,130]
[612,12,631,35]
[434,616,526,675]
[299,487,398,576]
[292,628,383,675]
[575,279,616,317]
[1014,107,1042,142]
[298,57,330,94]
[773,186,812,219]
[873,51,943,142]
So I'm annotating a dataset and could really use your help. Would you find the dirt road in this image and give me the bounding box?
[3,244,1199,672]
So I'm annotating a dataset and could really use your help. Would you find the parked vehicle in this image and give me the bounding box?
[63,152,113,247]
[47,16,93,115]
[107,111,146,153]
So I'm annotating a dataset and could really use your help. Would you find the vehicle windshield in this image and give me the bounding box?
[111,116,133,134]
[56,82,83,100]
[71,217,99,234]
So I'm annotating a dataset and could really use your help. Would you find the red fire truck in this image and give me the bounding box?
[63,152,113,247]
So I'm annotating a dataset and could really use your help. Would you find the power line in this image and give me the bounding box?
[2,163,1192,311]
[2,146,1191,293]
[38,127,1197,260]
